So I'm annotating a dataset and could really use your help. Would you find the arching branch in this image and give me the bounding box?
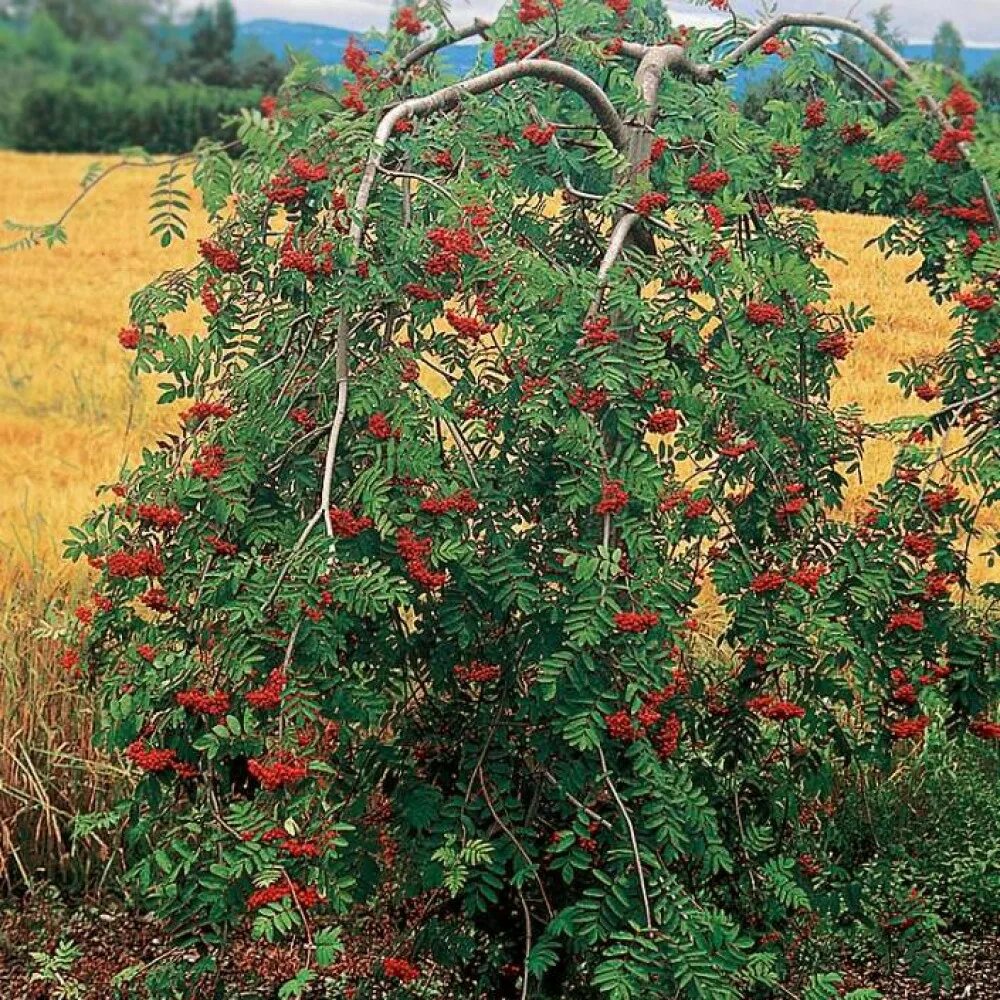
[352,59,630,244]
[318,60,630,527]
[827,49,901,112]
[721,13,1000,233]
[723,14,912,77]
[393,18,492,76]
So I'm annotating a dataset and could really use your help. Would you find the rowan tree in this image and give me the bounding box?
[43,1,1000,997]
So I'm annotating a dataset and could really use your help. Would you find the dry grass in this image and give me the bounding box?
[0,151,209,884]
[0,152,993,881]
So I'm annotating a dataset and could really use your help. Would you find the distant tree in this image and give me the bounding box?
[870,4,907,51]
[974,54,1000,109]
[235,37,286,90]
[173,0,237,86]
[932,21,964,72]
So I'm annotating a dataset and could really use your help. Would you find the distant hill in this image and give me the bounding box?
[240,18,998,82]
[902,43,998,76]
[240,18,482,75]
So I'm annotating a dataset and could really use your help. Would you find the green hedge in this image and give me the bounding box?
[12,80,261,153]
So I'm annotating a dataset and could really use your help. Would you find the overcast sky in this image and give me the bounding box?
[216,1,999,45]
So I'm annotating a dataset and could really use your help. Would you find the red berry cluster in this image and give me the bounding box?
[247,668,287,710]
[393,7,426,36]
[581,315,618,347]
[613,610,659,633]
[902,532,936,558]
[705,204,725,230]
[595,480,629,516]
[522,123,557,147]
[280,232,334,277]
[568,385,609,413]
[634,191,669,216]
[746,695,805,721]
[289,407,317,431]
[925,485,958,513]
[288,156,328,183]
[248,753,309,791]
[788,563,827,593]
[889,669,918,706]
[126,740,197,778]
[198,239,241,273]
[839,122,870,145]
[140,587,172,612]
[192,444,226,480]
[518,0,561,24]
[118,325,141,349]
[176,688,231,716]
[181,400,232,424]
[771,142,800,165]
[107,547,163,579]
[396,528,447,590]
[803,99,827,129]
[201,279,221,316]
[775,486,808,519]
[329,507,374,538]
[817,331,850,358]
[446,310,493,341]
[970,719,1000,741]
[454,660,501,684]
[745,301,785,327]
[647,408,679,433]
[137,504,183,530]
[887,607,925,632]
[605,708,638,741]
[265,173,307,205]
[956,290,995,312]
[420,488,479,515]
[368,413,396,440]
[870,151,906,174]
[59,648,80,672]
[206,535,238,556]
[246,879,322,911]
[750,570,785,595]
[261,827,325,858]
[383,957,421,982]
[688,167,730,195]
[944,83,979,117]
[660,489,712,520]
[607,683,685,758]
[886,715,930,740]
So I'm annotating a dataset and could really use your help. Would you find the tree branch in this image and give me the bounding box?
[585,212,641,321]
[596,744,653,932]
[617,40,720,85]
[394,18,492,75]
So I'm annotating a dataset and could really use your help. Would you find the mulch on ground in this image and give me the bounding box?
[1,891,999,999]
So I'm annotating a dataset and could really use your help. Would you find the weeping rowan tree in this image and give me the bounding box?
[52,0,1000,996]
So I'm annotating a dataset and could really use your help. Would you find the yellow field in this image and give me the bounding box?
[0,151,992,878]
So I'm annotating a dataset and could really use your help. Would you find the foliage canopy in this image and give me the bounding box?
[53,1,1000,996]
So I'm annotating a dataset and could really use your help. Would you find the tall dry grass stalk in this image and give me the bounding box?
[0,561,126,887]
